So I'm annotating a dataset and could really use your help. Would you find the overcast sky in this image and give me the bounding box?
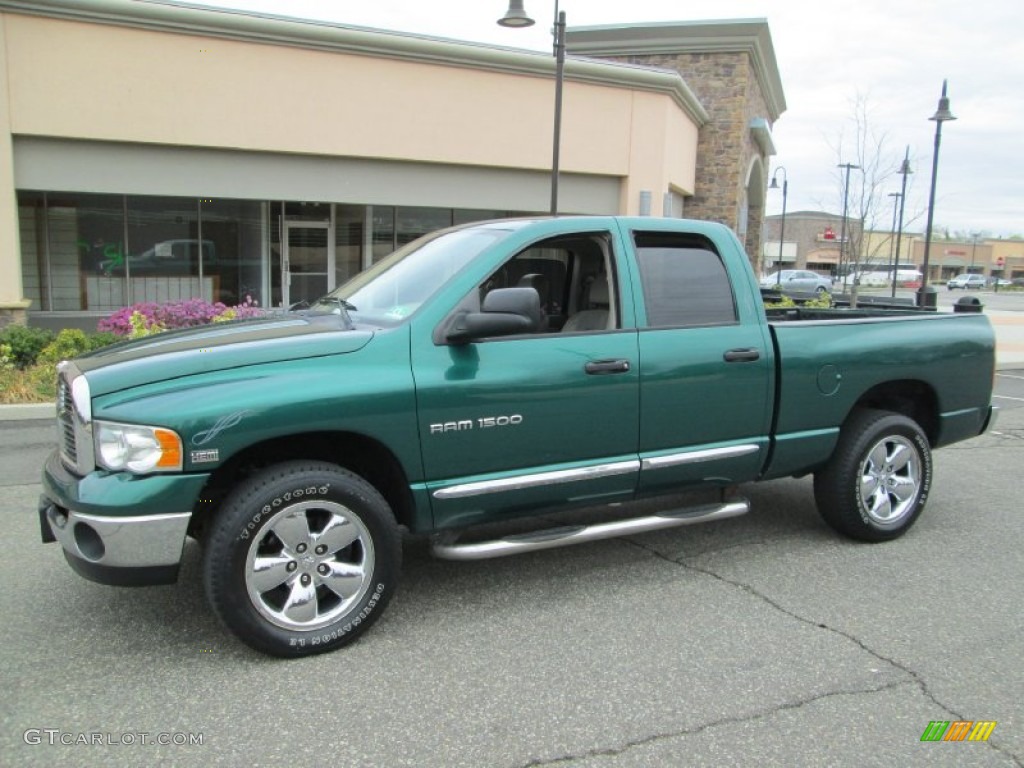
[183,0,1023,238]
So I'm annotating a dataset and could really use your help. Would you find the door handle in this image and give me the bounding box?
[723,348,760,363]
[584,359,631,375]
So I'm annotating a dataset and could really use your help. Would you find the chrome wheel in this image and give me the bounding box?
[244,500,375,631]
[858,435,921,526]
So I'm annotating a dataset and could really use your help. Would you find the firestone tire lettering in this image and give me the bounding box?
[203,462,400,657]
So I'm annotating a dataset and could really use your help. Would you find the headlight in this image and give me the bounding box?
[95,421,183,473]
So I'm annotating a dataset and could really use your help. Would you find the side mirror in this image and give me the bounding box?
[446,287,541,344]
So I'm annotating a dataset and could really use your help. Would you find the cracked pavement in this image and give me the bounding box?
[2,386,1021,767]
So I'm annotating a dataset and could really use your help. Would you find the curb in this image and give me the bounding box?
[0,403,55,422]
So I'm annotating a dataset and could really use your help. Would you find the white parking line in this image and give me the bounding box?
[996,373,1024,380]
[993,394,1024,402]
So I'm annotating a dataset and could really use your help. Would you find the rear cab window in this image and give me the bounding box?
[631,232,738,328]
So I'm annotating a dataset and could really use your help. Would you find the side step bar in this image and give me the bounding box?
[430,499,749,561]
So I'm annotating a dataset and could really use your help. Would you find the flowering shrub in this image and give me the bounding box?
[99,298,266,339]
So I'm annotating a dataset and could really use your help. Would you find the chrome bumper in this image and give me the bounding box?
[41,501,191,586]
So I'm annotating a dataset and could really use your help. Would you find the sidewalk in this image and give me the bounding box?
[987,309,1024,368]
[4,311,1023,421]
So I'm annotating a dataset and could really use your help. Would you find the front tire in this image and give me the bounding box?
[814,409,932,542]
[203,461,401,657]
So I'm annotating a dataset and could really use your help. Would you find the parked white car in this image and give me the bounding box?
[760,269,832,294]
[947,274,986,290]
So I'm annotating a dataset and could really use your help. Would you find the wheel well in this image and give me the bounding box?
[849,380,939,445]
[190,432,416,539]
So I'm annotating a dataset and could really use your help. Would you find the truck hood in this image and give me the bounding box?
[74,313,373,397]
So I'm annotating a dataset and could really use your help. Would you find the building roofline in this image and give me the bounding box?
[0,0,709,125]
[565,19,786,121]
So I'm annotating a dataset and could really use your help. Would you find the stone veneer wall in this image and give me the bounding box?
[594,51,773,266]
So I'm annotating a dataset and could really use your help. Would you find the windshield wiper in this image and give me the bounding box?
[318,297,358,312]
[293,296,356,329]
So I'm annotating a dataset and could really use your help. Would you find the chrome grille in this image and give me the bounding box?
[57,375,78,467]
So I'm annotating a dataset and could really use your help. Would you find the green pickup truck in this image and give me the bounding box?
[40,217,996,656]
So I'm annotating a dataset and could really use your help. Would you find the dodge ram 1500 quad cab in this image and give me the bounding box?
[39,217,997,656]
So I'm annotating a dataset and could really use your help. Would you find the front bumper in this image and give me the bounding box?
[40,450,209,586]
[39,501,190,585]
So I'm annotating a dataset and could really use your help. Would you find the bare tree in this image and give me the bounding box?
[825,94,925,279]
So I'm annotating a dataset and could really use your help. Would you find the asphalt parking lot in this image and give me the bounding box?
[1,374,1022,767]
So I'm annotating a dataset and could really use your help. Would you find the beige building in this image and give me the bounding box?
[0,0,784,328]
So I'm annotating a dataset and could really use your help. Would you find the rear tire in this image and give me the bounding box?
[814,409,932,542]
[203,461,401,657]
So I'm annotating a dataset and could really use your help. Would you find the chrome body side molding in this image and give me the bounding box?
[641,444,760,471]
[432,459,640,500]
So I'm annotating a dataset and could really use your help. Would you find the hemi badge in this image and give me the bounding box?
[190,449,220,464]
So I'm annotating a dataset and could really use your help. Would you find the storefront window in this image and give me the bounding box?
[17,191,46,310]
[121,196,200,306]
[201,199,267,306]
[283,201,331,222]
[371,206,395,264]
[16,195,529,315]
[46,192,126,311]
[453,209,509,226]
[396,206,451,246]
[335,204,364,288]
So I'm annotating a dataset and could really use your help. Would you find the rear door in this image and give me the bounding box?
[412,227,641,530]
[623,226,774,495]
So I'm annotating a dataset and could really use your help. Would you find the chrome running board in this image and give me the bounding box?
[430,499,749,561]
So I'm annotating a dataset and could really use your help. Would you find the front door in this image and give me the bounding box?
[283,222,333,307]
[413,229,641,530]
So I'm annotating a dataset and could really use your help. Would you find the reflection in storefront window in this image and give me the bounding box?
[124,195,200,306]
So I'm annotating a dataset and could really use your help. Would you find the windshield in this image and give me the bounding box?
[308,225,514,327]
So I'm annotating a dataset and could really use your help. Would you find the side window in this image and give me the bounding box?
[474,233,618,335]
[633,232,737,328]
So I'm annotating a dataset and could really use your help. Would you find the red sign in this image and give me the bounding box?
[823,227,836,240]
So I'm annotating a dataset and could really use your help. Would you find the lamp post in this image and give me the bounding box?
[969,232,981,272]
[918,80,957,307]
[837,162,860,291]
[769,167,788,287]
[498,1,566,216]
[887,191,901,293]
[891,147,912,298]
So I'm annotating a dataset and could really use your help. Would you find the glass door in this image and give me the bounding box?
[283,221,334,307]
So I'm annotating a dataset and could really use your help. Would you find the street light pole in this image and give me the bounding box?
[892,147,912,298]
[887,191,901,293]
[837,162,860,291]
[769,167,788,287]
[918,80,957,307]
[498,1,565,216]
[969,232,980,272]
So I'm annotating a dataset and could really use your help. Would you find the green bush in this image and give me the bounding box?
[0,325,55,369]
[36,329,120,368]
